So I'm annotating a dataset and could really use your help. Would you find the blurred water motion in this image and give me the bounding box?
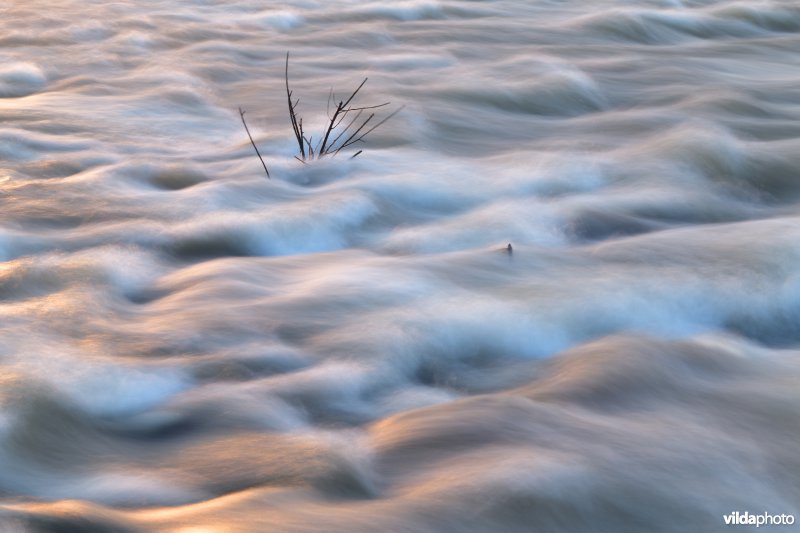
[1,0,800,531]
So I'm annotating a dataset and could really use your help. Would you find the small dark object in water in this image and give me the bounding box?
[507,243,513,254]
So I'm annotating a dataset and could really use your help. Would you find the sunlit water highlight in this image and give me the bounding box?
[1,0,799,531]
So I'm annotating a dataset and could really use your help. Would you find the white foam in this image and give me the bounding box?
[253,11,305,30]
[6,346,190,418]
[0,62,46,97]
[350,1,446,21]
[170,190,379,256]
[382,198,565,253]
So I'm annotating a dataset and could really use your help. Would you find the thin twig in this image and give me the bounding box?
[327,109,364,152]
[298,117,305,158]
[316,78,368,156]
[318,102,344,156]
[339,105,405,151]
[304,135,314,158]
[345,102,391,111]
[279,53,402,162]
[341,78,368,109]
[334,113,375,155]
[239,107,270,179]
[330,103,350,132]
[326,88,334,119]
[286,52,305,159]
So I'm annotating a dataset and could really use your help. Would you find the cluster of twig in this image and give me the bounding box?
[240,53,402,179]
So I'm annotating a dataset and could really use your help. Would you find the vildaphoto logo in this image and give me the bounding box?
[723,511,795,527]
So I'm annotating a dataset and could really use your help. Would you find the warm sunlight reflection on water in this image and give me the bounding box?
[1,0,800,531]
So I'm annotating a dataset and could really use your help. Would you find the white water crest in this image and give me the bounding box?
[1,0,799,531]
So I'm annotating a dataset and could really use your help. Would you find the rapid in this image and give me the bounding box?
[1,0,799,531]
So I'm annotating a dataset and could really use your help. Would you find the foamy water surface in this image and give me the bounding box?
[1,0,799,531]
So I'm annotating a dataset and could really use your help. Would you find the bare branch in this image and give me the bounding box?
[304,135,314,158]
[268,53,403,163]
[327,109,364,153]
[340,105,405,150]
[239,107,270,179]
[331,103,350,131]
[286,52,305,159]
[341,78,368,109]
[334,113,375,155]
[344,102,391,111]
[318,101,344,156]
[326,88,334,119]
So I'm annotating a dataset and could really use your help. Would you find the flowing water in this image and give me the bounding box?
[1,0,799,531]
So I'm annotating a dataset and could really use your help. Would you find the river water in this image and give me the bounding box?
[1,1,799,531]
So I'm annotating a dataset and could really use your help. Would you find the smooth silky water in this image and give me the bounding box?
[1,1,799,531]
